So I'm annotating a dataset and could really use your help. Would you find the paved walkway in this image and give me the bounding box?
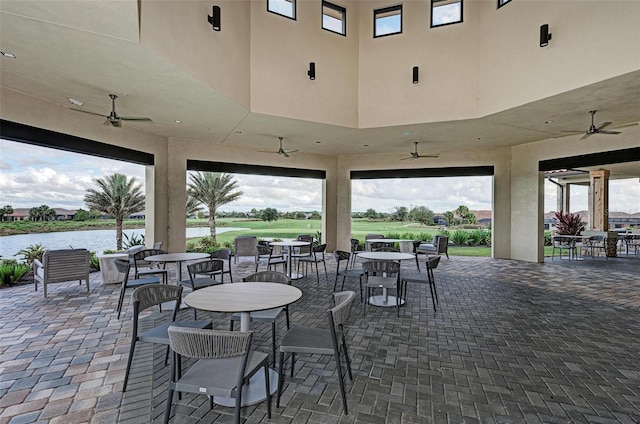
[1,254,639,423]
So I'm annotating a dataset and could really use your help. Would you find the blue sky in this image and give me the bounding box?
[1,139,638,214]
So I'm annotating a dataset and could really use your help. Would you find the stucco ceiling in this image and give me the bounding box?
[1,1,639,177]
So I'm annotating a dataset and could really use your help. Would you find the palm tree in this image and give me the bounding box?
[84,173,145,251]
[186,193,203,217]
[187,172,243,242]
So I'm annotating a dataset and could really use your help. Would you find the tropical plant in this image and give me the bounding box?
[449,229,469,246]
[89,252,100,270]
[554,210,585,235]
[122,233,145,249]
[29,205,56,221]
[84,173,145,251]
[544,230,553,246]
[0,205,14,221]
[0,259,31,285]
[187,172,243,243]
[443,211,456,226]
[186,193,203,217]
[467,229,489,246]
[16,243,46,266]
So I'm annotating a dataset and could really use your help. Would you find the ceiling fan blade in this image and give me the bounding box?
[613,122,639,129]
[598,130,621,135]
[69,107,108,118]
[596,121,612,131]
[284,149,298,154]
[421,154,439,158]
[120,116,152,122]
[580,132,592,140]
[399,157,413,161]
[561,130,583,133]
[281,151,290,158]
[257,149,275,153]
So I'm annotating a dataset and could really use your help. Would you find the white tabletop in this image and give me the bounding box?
[366,238,405,243]
[270,241,311,247]
[144,252,209,262]
[183,282,302,314]
[358,251,415,261]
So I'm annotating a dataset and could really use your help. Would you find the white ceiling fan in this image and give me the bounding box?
[68,94,152,127]
[258,136,298,157]
[400,141,439,160]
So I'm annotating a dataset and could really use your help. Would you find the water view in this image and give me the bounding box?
[0,227,248,259]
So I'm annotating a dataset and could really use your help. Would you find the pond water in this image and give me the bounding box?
[0,227,248,259]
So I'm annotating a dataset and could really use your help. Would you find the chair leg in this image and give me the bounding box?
[163,387,174,424]
[333,349,349,415]
[285,307,290,329]
[276,351,285,407]
[271,322,277,367]
[341,335,353,380]
[235,383,242,424]
[116,283,127,319]
[264,362,272,418]
[123,338,137,392]
[415,255,420,272]
[290,352,295,377]
[315,263,320,286]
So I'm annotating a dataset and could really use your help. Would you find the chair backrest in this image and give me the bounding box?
[209,249,232,261]
[333,250,352,271]
[373,246,400,252]
[425,255,441,270]
[256,244,272,257]
[553,235,572,246]
[168,326,252,360]
[41,249,90,283]
[312,243,327,257]
[235,236,258,257]
[188,259,224,277]
[362,260,400,276]
[132,283,183,314]
[152,241,163,249]
[296,235,313,254]
[350,238,361,253]
[328,291,356,344]
[114,258,131,283]
[436,236,449,253]
[242,270,290,285]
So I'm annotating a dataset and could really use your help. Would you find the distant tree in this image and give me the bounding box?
[84,173,145,251]
[310,211,321,220]
[29,205,56,222]
[187,172,243,243]
[295,212,307,220]
[443,211,455,226]
[73,209,91,221]
[392,206,409,222]
[0,205,13,221]
[409,206,434,226]
[455,205,476,224]
[261,208,279,224]
[364,208,378,220]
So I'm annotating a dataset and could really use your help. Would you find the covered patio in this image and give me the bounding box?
[1,255,638,423]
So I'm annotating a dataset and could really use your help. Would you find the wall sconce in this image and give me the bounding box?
[208,5,221,31]
[308,62,316,80]
[540,24,552,47]
[412,66,419,84]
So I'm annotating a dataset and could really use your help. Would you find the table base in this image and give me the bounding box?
[369,295,405,307]
[213,368,278,407]
[290,273,305,280]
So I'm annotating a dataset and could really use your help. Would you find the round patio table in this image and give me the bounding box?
[270,240,311,280]
[144,252,209,283]
[184,282,302,407]
[358,251,414,307]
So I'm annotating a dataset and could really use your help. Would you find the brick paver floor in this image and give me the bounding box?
[1,254,639,423]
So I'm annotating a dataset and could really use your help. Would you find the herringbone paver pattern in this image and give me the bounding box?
[1,255,638,423]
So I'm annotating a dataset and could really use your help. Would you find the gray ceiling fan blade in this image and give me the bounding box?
[612,122,639,129]
[598,130,621,135]
[69,107,108,118]
[580,132,592,140]
[596,121,612,131]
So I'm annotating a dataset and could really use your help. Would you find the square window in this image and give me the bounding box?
[322,1,346,36]
[374,5,402,38]
[431,0,462,27]
[498,0,512,8]
[268,0,296,20]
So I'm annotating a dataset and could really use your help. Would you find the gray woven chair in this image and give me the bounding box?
[400,255,441,312]
[230,271,291,365]
[33,248,90,297]
[234,236,258,263]
[333,250,365,301]
[585,235,607,259]
[164,327,271,424]
[132,248,168,283]
[180,259,224,319]
[122,284,211,392]
[255,244,287,273]
[114,259,160,319]
[209,249,234,282]
[363,260,402,317]
[417,235,449,259]
[276,291,356,415]
[297,243,328,285]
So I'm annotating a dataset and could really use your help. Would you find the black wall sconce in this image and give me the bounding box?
[412,66,419,84]
[308,62,316,80]
[208,5,221,31]
[540,24,552,47]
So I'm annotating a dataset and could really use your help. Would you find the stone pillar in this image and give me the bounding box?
[588,169,609,231]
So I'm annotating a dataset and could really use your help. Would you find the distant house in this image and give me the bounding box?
[129,211,146,219]
[5,207,77,221]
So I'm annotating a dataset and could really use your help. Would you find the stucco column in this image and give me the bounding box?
[492,156,512,259]
[165,140,188,253]
[146,144,170,250]
[588,169,609,231]
[330,156,352,253]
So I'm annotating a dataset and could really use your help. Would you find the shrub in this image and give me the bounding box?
[123,233,145,249]
[89,252,100,270]
[0,259,31,285]
[466,229,486,246]
[449,230,469,246]
[15,243,46,266]
[544,231,553,246]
